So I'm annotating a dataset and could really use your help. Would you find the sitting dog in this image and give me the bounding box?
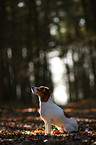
[31,86,78,134]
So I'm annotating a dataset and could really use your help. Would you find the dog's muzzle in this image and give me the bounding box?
[31,86,38,94]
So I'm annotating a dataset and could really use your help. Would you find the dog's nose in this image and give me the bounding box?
[32,86,34,90]
[31,86,38,94]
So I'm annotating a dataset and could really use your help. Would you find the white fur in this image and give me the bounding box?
[32,87,78,134]
[40,96,78,134]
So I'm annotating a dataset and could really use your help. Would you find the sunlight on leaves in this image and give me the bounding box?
[18,2,24,8]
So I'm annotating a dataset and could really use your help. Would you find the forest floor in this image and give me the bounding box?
[0,99,96,145]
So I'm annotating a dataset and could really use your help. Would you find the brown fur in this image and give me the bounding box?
[37,86,50,102]
[63,111,71,118]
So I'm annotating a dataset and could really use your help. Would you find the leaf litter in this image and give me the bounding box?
[0,100,96,145]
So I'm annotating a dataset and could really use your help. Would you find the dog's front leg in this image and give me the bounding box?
[45,119,51,134]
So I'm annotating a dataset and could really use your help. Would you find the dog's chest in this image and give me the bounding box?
[40,104,51,117]
[39,101,64,120]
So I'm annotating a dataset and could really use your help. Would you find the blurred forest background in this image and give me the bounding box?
[0,0,96,106]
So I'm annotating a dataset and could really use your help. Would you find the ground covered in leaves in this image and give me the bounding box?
[0,99,96,145]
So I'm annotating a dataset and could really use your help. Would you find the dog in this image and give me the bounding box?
[31,86,78,134]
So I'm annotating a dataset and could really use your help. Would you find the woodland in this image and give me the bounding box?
[0,0,96,144]
[0,0,96,103]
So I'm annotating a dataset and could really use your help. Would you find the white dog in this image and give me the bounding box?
[31,86,78,134]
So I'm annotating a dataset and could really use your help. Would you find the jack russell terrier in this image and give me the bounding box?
[31,86,78,134]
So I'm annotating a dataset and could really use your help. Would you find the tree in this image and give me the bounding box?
[0,0,6,102]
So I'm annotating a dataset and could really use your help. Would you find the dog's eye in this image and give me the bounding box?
[43,88,46,92]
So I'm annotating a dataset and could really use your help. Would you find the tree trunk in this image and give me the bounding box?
[72,49,78,101]
[0,0,6,102]
[65,63,72,102]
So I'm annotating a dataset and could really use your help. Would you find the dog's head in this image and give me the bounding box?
[31,86,50,102]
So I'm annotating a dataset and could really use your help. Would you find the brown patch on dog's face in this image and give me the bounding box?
[36,86,50,102]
